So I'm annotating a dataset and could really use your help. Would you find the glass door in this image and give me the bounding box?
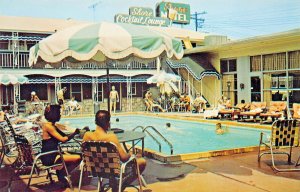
[251,76,261,101]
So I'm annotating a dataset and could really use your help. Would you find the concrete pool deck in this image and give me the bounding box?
[1,147,300,192]
[1,112,299,191]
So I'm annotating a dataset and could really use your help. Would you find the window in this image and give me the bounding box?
[263,53,286,71]
[220,59,237,73]
[97,83,104,102]
[71,83,82,101]
[82,83,92,99]
[20,84,48,101]
[250,55,261,72]
[131,82,137,96]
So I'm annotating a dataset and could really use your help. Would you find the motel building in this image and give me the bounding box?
[0,14,208,114]
[0,3,299,114]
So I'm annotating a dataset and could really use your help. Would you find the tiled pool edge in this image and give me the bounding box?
[135,145,267,163]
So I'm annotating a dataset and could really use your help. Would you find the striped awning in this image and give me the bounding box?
[27,76,150,84]
[166,56,220,81]
[0,35,44,41]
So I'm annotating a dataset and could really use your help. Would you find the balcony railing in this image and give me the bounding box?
[0,51,157,69]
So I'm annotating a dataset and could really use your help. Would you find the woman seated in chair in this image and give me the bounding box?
[83,110,146,179]
[41,104,81,185]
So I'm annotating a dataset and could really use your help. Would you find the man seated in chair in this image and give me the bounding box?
[83,110,147,184]
[67,96,81,115]
[180,93,191,112]
[192,93,207,112]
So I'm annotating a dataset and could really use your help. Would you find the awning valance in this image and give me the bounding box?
[27,76,149,84]
[166,56,220,81]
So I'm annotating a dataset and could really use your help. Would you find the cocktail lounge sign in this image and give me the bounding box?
[115,7,170,27]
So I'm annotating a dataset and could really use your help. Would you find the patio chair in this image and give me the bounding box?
[6,134,73,191]
[238,102,266,122]
[0,122,17,167]
[78,141,143,192]
[292,103,300,119]
[258,119,300,172]
[260,101,287,123]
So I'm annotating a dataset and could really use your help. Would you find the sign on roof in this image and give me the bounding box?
[156,2,190,24]
[115,7,170,27]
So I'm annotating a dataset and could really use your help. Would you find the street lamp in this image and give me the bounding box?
[227,81,231,98]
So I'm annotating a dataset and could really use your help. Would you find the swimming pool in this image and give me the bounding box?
[61,115,270,156]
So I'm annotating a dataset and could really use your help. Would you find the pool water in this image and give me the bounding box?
[61,115,270,155]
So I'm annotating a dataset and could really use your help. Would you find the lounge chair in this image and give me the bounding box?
[260,101,287,123]
[258,119,300,172]
[292,103,300,119]
[238,102,266,122]
[218,103,249,120]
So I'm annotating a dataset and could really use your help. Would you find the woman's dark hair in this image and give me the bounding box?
[95,110,111,130]
[44,104,61,124]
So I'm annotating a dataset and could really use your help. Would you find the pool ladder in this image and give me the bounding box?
[133,126,173,155]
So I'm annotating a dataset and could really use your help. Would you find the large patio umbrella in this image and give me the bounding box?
[0,74,28,85]
[29,22,184,111]
[147,70,180,95]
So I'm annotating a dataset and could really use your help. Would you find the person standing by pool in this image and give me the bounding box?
[57,87,67,115]
[41,104,81,185]
[83,110,146,187]
[109,86,119,114]
[57,87,67,106]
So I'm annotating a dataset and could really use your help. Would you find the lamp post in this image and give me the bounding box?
[227,81,231,99]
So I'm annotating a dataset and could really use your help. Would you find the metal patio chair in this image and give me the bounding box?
[0,122,17,167]
[258,119,300,172]
[78,141,144,192]
[6,134,73,191]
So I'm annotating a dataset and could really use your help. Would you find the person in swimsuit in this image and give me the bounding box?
[109,86,119,114]
[83,110,146,190]
[41,104,81,184]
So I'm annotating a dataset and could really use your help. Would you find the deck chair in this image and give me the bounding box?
[218,103,248,120]
[6,134,73,191]
[292,103,300,119]
[258,119,300,172]
[0,122,17,167]
[260,101,287,123]
[78,141,143,192]
[238,102,266,122]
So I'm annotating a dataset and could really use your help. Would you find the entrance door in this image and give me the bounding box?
[251,76,261,102]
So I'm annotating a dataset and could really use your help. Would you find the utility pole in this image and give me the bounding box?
[190,11,207,31]
[88,1,101,22]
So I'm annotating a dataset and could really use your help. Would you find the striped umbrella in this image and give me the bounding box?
[0,74,28,85]
[29,22,184,65]
[28,22,184,111]
[147,71,180,95]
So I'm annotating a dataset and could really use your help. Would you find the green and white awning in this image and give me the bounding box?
[167,57,220,81]
[29,22,184,65]
[0,74,28,85]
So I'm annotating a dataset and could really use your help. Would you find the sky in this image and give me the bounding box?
[0,0,300,39]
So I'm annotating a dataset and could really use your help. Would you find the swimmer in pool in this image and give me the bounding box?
[216,123,225,135]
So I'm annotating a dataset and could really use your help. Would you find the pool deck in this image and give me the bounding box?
[1,112,300,192]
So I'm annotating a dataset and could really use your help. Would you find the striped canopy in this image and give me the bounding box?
[0,74,28,85]
[29,22,184,65]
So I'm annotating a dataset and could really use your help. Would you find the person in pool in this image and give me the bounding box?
[215,123,225,135]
